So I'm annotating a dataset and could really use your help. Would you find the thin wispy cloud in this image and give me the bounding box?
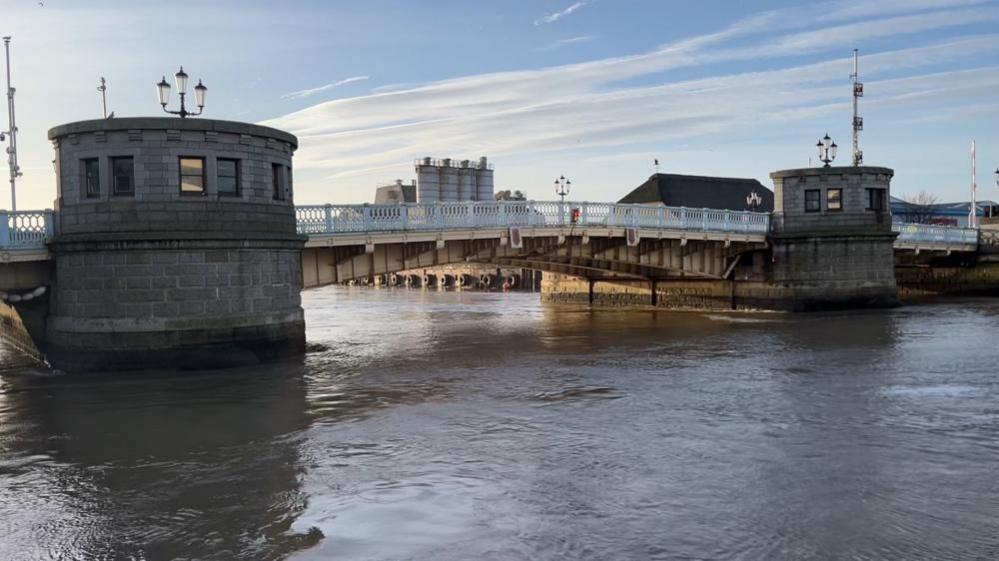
[281,76,370,100]
[534,2,586,25]
[538,35,594,50]
[262,0,999,203]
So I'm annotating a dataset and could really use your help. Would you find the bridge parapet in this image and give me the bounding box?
[1,211,54,263]
[893,222,979,252]
[2,205,987,255]
[296,201,771,235]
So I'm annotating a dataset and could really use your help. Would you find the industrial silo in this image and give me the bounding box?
[458,160,476,200]
[439,158,459,202]
[476,156,494,201]
[415,157,440,203]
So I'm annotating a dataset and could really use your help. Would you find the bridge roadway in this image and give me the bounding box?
[0,202,985,289]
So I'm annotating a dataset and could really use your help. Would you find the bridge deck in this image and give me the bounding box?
[1,204,985,261]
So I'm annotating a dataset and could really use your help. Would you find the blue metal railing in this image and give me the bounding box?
[1,210,55,253]
[892,222,979,245]
[295,201,771,235]
[1,206,987,253]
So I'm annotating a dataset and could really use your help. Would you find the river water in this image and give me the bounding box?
[1,287,997,560]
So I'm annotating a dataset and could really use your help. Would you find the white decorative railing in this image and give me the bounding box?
[0,210,55,251]
[296,201,772,236]
[892,222,979,246]
[0,206,987,253]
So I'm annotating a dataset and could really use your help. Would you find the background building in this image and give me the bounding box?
[415,156,494,203]
[618,173,774,212]
[374,180,417,204]
[890,197,999,227]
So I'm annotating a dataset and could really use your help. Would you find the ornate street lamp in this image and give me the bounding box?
[746,190,763,211]
[554,175,571,204]
[816,133,838,167]
[157,66,206,118]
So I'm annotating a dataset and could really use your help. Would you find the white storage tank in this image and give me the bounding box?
[458,160,476,200]
[439,158,459,202]
[476,156,494,201]
[415,157,440,203]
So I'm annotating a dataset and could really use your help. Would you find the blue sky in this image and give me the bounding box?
[4,0,999,209]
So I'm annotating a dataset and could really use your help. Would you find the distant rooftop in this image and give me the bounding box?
[618,173,774,212]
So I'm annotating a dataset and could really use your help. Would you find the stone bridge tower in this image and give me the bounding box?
[768,165,898,310]
[46,118,305,370]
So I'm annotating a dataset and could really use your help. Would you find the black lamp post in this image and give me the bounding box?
[993,167,999,217]
[157,66,206,118]
[554,175,571,204]
[816,133,838,167]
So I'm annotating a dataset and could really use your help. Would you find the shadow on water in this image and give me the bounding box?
[0,364,323,561]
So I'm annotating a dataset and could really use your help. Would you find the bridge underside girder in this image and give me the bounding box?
[301,232,768,288]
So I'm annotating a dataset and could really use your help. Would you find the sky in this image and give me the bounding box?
[3,0,999,210]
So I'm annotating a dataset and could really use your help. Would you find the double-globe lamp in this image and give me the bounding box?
[157,67,206,118]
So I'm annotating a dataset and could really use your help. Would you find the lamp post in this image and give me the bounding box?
[993,167,999,218]
[816,133,838,167]
[554,175,570,204]
[746,190,762,211]
[157,66,206,118]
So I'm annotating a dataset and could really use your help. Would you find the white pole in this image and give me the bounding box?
[970,140,977,228]
[3,36,18,212]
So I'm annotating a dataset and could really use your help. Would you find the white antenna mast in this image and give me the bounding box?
[97,77,108,119]
[970,140,978,228]
[2,36,21,211]
[851,48,863,166]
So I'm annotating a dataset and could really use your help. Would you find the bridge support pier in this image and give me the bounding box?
[764,166,899,311]
[42,117,306,372]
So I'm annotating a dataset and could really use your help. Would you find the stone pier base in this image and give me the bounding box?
[45,238,306,372]
[896,260,999,299]
[541,273,900,312]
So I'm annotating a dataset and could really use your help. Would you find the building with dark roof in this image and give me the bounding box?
[618,173,774,212]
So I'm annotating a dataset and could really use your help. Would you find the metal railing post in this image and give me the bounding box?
[581,202,589,226]
[0,211,9,247]
[324,204,334,233]
[400,204,409,230]
[362,205,372,230]
[680,207,687,230]
[527,201,536,227]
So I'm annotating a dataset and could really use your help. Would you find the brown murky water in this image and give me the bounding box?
[1,288,998,560]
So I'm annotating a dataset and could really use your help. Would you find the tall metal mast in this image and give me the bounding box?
[3,36,20,211]
[850,49,863,166]
[970,140,978,228]
[98,77,108,119]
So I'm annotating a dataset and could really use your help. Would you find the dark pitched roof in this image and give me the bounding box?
[617,173,774,212]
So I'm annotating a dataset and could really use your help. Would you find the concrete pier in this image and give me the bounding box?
[767,166,898,310]
[43,118,306,371]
